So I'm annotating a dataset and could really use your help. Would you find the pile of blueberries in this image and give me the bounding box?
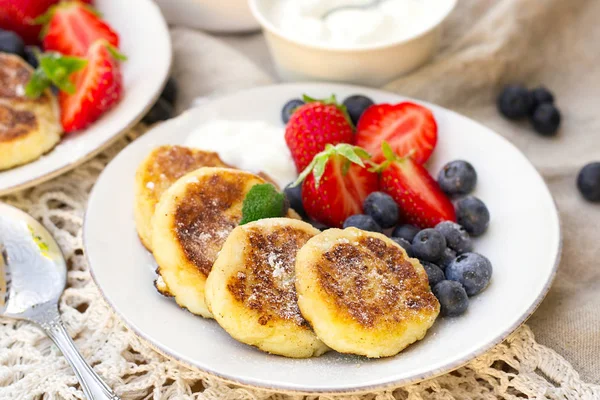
[286,160,492,317]
[497,85,561,136]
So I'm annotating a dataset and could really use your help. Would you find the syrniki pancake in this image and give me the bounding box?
[134,145,227,250]
[0,53,61,171]
[205,218,329,358]
[295,228,440,358]
[152,167,297,318]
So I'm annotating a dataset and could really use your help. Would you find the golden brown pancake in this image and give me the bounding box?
[152,167,297,318]
[205,218,329,358]
[0,53,61,171]
[134,145,227,250]
[295,228,440,357]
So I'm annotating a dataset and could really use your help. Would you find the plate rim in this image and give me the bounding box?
[83,82,562,394]
[0,0,172,197]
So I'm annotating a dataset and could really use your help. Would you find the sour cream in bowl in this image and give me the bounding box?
[249,0,457,86]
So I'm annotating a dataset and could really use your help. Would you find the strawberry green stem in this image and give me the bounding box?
[293,143,371,188]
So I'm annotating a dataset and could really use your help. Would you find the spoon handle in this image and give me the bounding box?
[34,303,121,400]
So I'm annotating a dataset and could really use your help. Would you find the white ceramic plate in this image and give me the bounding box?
[0,0,171,196]
[84,83,561,394]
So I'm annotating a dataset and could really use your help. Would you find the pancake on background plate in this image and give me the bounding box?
[0,53,61,171]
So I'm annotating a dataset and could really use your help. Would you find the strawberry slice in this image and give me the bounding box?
[378,142,455,228]
[0,0,60,44]
[355,102,437,164]
[295,144,379,228]
[59,39,123,132]
[285,95,354,173]
[39,2,119,57]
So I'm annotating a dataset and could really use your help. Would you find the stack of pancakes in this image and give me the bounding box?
[135,145,440,359]
[0,53,62,171]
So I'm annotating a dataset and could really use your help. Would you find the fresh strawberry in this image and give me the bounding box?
[0,0,59,44]
[39,2,119,57]
[285,94,354,173]
[378,142,455,229]
[295,144,378,228]
[355,102,437,164]
[59,39,124,132]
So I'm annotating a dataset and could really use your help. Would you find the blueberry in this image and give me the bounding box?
[420,261,445,287]
[577,162,600,202]
[435,221,473,254]
[363,192,398,229]
[0,30,25,57]
[284,183,307,218]
[281,99,304,124]
[446,252,492,296]
[392,224,420,242]
[529,86,554,112]
[438,247,457,270]
[411,228,446,262]
[392,237,413,257]
[160,76,178,106]
[343,94,374,125]
[437,160,477,196]
[23,46,40,68]
[456,196,489,237]
[530,103,561,136]
[143,98,174,124]
[433,280,469,317]
[497,85,532,120]
[343,214,382,233]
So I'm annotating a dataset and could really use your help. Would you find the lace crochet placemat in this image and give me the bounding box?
[1,127,599,400]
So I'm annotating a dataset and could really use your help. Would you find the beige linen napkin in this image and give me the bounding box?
[176,0,600,383]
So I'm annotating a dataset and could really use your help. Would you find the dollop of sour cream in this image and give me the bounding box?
[184,120,296,189]
[269,0,449,48]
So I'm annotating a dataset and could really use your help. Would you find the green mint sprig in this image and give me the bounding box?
[240,184,288,225]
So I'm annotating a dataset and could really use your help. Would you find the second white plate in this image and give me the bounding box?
[0,0,171,196]
[84,83,561,394]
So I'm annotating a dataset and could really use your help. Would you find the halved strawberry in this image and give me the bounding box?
[355,102,437,164]
[0,0,61,44]
[295,144,379,228]
[285,95,354,173]
[377,142,455,228]
[59,39,123,132]
[39,2,119,57]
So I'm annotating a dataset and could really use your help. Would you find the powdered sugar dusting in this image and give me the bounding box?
[228,225,316,327]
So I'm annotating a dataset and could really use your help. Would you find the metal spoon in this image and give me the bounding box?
[321,0,384,19]
[0,203,120,400]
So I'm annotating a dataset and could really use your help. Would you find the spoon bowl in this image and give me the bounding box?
[0,202,120,400]
[0,204,66,318]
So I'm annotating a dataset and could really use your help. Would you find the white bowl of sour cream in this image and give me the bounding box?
[249,0,456,86]
[155,0,259,33]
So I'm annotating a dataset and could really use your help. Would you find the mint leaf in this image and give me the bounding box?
[39,53,87,94]
[240,184,287,225]
[25,69,51,98]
